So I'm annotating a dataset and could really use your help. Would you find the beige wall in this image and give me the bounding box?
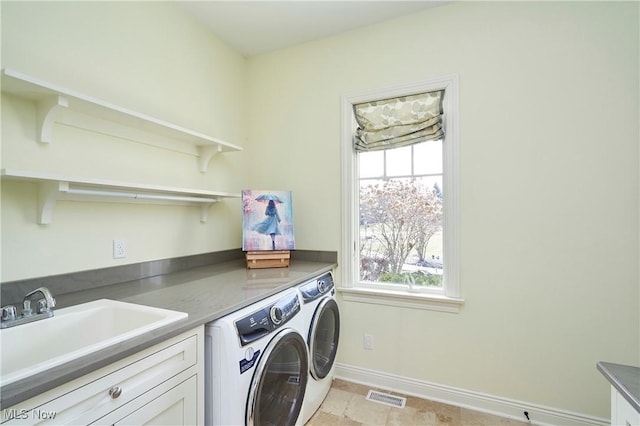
[1,1,248,280]
[245,1,639,419]
[1,0,638,420]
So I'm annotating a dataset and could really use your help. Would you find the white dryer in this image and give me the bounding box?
[296,272,340,424]
[205,288,309,426]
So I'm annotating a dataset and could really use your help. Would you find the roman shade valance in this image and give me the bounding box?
[353,90,445,152]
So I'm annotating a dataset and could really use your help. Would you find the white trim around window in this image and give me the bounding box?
[340,75,463,313]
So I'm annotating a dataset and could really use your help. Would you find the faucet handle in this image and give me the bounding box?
[36,299,52,314]
[22,299,33,316]
[1,305,17,322]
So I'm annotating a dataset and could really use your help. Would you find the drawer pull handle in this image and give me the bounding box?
[109,386,122,399]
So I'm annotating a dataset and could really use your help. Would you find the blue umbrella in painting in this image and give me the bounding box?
[253,194,284,249]
[255,193,284,204]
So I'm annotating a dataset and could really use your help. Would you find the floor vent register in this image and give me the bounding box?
[366,390,407,408]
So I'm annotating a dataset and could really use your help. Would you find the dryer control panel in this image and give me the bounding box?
[235,291,301,346]
[299,272,335,304]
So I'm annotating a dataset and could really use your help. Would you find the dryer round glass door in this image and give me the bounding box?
[309,298,340,380]
[246,328,309,426]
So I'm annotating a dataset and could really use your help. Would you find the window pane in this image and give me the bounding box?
[416,175,443,197]
[359,176,443,288]
[414,140,442,175]
[386,145,412,177]
[359,151,384,178]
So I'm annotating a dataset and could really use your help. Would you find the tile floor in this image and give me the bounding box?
[306,379,528,426]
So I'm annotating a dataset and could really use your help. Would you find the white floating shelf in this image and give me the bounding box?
[1,169,240,225]
[1,68,243,172]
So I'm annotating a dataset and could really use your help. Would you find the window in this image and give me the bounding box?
[341,76,462,312]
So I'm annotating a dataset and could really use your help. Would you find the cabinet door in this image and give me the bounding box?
[102,376,197,426]
[613,388,640,426]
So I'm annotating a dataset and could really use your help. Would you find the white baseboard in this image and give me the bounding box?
[334,363,608,426]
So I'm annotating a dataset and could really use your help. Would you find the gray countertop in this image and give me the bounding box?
[597,361,640,413]
[1,256,336,408]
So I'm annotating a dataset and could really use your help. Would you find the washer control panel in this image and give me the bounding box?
[299,272,334,304]
[235,291,301,346]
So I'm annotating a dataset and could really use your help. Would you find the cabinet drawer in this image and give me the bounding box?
[94,375,198,425]
[2,334,197,425]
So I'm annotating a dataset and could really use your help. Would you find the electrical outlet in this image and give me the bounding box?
[113,239,126,259]
[363,333,374,350]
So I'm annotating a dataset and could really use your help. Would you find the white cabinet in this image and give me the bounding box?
[611,387,640,426]
[101,376,198,426]
[1,327,204,426]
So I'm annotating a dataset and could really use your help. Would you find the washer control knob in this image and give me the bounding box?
[270,306,283,325]
[317,279,326,294]
[245,347,255,362]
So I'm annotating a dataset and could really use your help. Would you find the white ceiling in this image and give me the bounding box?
[177,1,448,56]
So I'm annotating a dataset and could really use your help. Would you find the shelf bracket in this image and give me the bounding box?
[200,204,212,223]
[197,144,223,173]
[36,95,68,143]
[37,181,67,225]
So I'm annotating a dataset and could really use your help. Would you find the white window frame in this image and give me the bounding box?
[340,75,463,313]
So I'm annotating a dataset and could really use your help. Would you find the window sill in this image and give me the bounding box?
[338,287,464,313]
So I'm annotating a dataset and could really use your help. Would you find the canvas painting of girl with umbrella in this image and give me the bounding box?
[242,190,295,251]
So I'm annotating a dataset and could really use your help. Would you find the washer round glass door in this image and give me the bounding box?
[246,328,309,426]
[309,298,340,380]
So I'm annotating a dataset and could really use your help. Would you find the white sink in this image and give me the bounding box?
[0,299,187,386]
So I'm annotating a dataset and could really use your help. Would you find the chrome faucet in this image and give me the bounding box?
[24,287,56,313]
[1,287,56,329]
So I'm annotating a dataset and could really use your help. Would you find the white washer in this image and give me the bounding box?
[205,288,309,426]
[296,272,340,424]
